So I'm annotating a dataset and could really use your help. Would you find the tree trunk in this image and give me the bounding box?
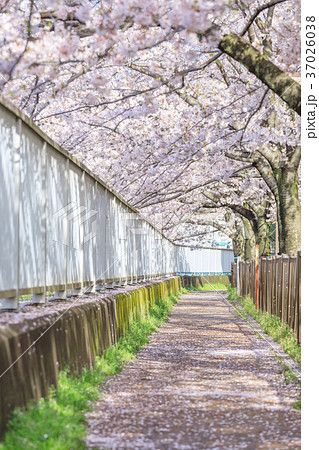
[232,227,245,259]
[275,166,301,254]
[257,215,271,256]
[242,218,256,260]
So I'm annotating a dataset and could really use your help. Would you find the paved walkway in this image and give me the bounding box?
[86,291,301,449]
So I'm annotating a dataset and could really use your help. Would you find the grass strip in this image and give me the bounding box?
[0,294,180,450]
[227,286,301,409]
[227,286,301,365]
[185,282,228,292]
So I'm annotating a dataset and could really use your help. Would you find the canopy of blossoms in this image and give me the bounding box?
[0,0,301,256]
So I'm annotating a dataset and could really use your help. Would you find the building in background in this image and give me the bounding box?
[211,230,233,249]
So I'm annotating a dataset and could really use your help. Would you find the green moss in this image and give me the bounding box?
[275,168,282,185]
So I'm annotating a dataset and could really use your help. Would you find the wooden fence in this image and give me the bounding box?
[231,252,301,343]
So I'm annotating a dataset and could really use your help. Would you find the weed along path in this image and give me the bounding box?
[86,291,301,449]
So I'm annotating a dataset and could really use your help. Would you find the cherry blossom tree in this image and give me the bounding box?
[0,0,301,257]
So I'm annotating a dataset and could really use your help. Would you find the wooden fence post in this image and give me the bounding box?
[237,256,241,296]
[281,255,289,324]
[263,257,267,311]
[288,255,296,332]
[271,256,276,316]
[255,245,259,311]
[296,251,301,344]
[276,255,282,318]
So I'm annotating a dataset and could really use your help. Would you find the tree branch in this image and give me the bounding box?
[127,62,203,108]
[239,0,288,37]
[218,33,301,115]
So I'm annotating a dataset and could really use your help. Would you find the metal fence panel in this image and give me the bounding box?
[19,122,46,293]
[175,246,234,274]
[66,163,83,288]
[96,183,107,283]
[46,146,68,290]
[1,98,235,308]
[0,106,19,301]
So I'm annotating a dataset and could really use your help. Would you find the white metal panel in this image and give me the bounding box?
[83,174,96,283]
[150,227,156,276]
[130,213,139,279]
[105,191,116,280]
[1,99,237,306]
[127,209,136,279]
[148,227,153,276]
[19,123,46,290]
[96,183,106,282]
[175,246,234,274]
[117,200,127,279]
[0,106,19,294]
[111,197,120,279]
[140,221,147,278]
[46,146,68,288]
[155,233,163,275]
[66,163,83,286]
